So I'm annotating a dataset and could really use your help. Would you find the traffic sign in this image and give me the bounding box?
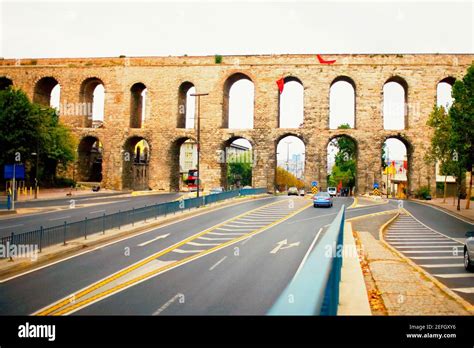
[373,183,379,189]
[4,164,25,180]
[311,186,318,194]
[311,181,318,187]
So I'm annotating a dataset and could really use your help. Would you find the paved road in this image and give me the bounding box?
[384,207,474,305]
[0,193,180,237]
[0,195,470,315]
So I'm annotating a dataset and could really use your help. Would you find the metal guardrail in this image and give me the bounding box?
[0,188,267,257]
[267,205,346,316]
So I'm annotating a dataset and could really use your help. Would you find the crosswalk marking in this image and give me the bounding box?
[452,287,474,294]
[434,273,474,279]
[172,248,205,254]
[419,264,464,268]
[187,241,220,247]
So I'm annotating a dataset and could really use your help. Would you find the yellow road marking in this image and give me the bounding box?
[36,199,309,316]
[348,197,358,209]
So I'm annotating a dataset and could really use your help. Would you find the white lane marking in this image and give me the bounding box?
[0,223,23,230]
[411,256,463,259]
[224,224,265,228]
[89,210,106,214]
[403,250,462,254]
[452,287,474,294]
[401,210,467,243]
[270,239,300,254]
[408,200,474,225]
[209,256,227,271]
[198,236,235,241]
[420,264,464,268]
[215,227,252,232]
[137,233,170,247]
[207,232,247,236]
[390,242,459,245]
[0,196,275,283]
[188,241,220,247]
[293,228,323,278]
[386,239,448,241]
[152,293,183,315]
[434,273,474,279]
[48,216,71,221]
[241,236,252,245]
[172,248,204,254]
[397,245,463,249]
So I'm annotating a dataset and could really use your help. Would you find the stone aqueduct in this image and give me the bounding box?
[0,54,473,194]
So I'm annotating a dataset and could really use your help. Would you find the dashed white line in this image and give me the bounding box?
[0,223,23,230]
[48,215,71,221]
[152,293,183,315]
[209,256,227,271]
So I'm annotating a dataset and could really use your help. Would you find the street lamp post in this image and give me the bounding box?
[190,92,208,199]
[32,141,39,199]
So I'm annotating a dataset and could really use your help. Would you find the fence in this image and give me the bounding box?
[0,188,267,257]
[267,205,346,315]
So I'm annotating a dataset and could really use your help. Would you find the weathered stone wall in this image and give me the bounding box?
[1,54,472,194]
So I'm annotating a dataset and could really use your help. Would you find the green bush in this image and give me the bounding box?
[214,54,223,64]
[415,186,431,199]
[51,177,76,188]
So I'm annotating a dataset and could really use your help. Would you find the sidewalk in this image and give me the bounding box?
[8,187,123,202]
[351,212,471,315]
[411,197,474,222]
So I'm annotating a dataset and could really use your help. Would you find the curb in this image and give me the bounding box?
[0,194,270,281]
[378,209,474,314]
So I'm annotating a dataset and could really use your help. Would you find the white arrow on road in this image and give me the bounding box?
[138,233,170,247]
[270,239,300,254]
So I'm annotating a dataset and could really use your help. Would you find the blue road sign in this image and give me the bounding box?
[311,181,318,187]
[4,164,25,180]
[373,183,379,189]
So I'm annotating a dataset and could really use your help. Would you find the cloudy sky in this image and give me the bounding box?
[1,0,471,170]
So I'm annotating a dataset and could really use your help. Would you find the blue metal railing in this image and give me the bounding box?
[0,188,267,256]
[267,205,346,315]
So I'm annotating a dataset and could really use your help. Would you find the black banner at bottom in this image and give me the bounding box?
[0,315,472,347]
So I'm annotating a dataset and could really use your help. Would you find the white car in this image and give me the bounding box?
[464,231,474,272]
[327,187,337,197]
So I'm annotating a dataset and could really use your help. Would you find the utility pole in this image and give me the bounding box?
[285,141,291,172]
[190,92,208,199]
[32,139,39,199]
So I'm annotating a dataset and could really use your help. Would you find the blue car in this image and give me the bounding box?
[313,191,333,208]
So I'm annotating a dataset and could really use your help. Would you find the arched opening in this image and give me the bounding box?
[279,77,304,128]
[0,77,13,90]
[177,82,196,129]
[33,77,60,109]
[77,136,103,183]
[221,137,253,190]
[170,137,197,191]
[327,135,357,195]
[381,137,410,198]
[275,135,305,192]
[223,73,254,129]
[122,137,150,191]
[130,83,147,128]
[437,77,455,110]
[383,76,408,130]
[329,76,356,129]
[80,77,105,128]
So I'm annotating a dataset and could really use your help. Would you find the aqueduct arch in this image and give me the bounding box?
[1,54,472,195]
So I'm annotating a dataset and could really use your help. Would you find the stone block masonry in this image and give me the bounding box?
[1,54,472,193]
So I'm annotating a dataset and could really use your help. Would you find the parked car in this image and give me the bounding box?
[299,189,305,196]
[328,187,337,197]
[313,191,333,208]
[464,231,474,272]
[210,187,224,194]
[288,187,299,196]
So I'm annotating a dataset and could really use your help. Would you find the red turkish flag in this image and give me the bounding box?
[317,54,336,65]
[337,180,343,191]
[403,160,408,169]
[276,78,285,93]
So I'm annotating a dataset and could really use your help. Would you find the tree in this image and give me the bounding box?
[328,124,356,194]
[426,105,455,202]
[275,167,304,192]
[449,64,474,210]
[227,151,252,188]
[0,87,77,186]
